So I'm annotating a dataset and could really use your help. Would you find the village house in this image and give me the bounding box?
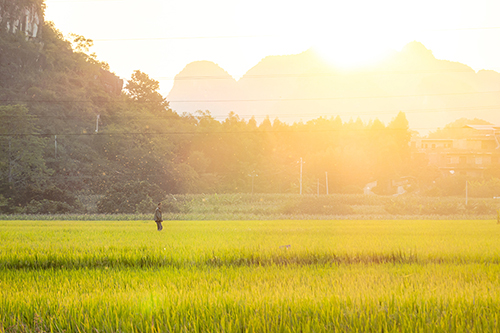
[412,124,500,178]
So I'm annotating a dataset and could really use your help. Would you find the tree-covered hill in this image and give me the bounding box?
[0,5,182,212]
[0,1,433,214]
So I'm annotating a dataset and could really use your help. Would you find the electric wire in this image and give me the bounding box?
[0,125,480,137]
[157,69,483,81]
[1,90,498,105]
[1,104,500,120]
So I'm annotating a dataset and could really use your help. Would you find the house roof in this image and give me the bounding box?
[421,139,453,142]
[464,124,500,131]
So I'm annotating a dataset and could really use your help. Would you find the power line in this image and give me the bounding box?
[433,26,500,31]
[2,104,500,121]
[47,0,123,2]
[1,90,498,105]
[0,126,471,138]
[168,90,500,103]
[66,30,500,42]
[93,35,271,42]
[259,105,500,118]
[158,69,479,81]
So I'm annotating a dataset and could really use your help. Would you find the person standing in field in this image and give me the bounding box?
[154,202,163,231]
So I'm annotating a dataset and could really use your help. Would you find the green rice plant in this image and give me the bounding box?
[2,219,500,332]
[2,263,500,332]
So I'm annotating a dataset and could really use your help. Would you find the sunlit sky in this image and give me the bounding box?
[45,0,500,96]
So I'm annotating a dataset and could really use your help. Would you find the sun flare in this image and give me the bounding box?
[312,36,394,70]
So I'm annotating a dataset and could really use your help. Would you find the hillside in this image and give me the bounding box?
[0,5,418,213]
[0,0,183,213]
[168,42,500,131]
[2,0,499,214]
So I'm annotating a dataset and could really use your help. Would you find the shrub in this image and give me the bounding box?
[385,198,421,215]
[385,197,460,215]
[97,181,165,214]
[281,196,354,215]
[464,201,497,215]
[162,195,191,213]
[2,186,83,214]
[469,178,500,198]
[135,196,155,214]
[339,185,363,194]
[420,201,459,215]
[385,197,497,216]
[423,176,467,197]
[0,194,21,214]
[24,199,74,214]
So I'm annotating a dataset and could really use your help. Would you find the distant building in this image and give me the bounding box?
[412,125,500,177]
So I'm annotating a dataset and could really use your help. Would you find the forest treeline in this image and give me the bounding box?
[0,19,473,214]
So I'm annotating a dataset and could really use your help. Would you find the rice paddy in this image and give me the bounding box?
[1,219,500,332]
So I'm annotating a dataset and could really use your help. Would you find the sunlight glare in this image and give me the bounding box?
[310,21,397,70]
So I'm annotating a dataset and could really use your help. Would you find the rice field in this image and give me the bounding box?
[1,219,500,332]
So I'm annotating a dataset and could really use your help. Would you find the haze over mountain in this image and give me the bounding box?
[167,42,500,132]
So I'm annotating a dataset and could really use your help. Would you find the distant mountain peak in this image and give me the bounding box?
[401,41,435,59]
[167,41,500,131]
[175,60,234,79]
[242,48,328,77]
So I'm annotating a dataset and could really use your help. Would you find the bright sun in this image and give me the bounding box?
[305,1,401,71]
[312,34,394,70]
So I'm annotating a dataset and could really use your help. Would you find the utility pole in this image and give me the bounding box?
[298,157,304,195]
[325,172,329,195]
[95,114,100,133]
[8,137,12,183]
[465,180,468,206]
[54,135,57,159]
[248,171,258,194]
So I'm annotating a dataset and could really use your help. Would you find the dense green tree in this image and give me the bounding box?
[0,105,50,201]
[428,117,492,139]
[0,4,420,212]
[97,180,165,214]
[125,70,170,114]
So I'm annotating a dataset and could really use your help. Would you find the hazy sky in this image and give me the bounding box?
[45,0,500,95]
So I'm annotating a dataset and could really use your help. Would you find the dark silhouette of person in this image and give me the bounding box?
[154,202,163,231]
